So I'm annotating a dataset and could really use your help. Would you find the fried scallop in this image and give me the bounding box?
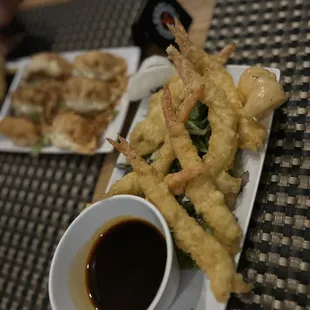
[238,66,287,120]
[47,112,98,154]
[73,51,127,81]
[24,52,73,81]
[63,77,121,114]
[0,117,41,146]
[11,80,62,121]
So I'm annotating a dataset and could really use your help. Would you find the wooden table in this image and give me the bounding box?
[20,0,216,200]
[21,0,70,9]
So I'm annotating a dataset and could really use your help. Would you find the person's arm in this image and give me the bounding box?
[0,0,20,27]
[0,0,22,56]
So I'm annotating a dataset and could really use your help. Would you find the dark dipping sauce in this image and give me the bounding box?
[86,218,167,310]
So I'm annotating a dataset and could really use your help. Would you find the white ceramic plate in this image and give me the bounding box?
[106,65,280,310]
[0,46,141,154]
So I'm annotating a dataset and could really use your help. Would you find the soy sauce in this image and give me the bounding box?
[86,218,167,310]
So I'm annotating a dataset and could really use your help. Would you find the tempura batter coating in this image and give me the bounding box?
[168,47,238,174]
[162,86,241,254]
[169,45,243,210]
[168,19,267,151]
[0,117,41,146]
[94,138,175,202]
[108,136,251,303]
[215,171,242,197]
[129,76,187,156]
[211,43,236,65]
[94,87,203,201]
[129,36,239,157]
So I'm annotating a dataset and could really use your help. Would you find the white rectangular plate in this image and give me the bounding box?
[106,65,280,310]
[0,46,141,154]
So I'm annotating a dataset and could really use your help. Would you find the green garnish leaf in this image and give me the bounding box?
[195,214,214,234]
[188,101,209,126]
[117,163,133,175]
[228,150,243,178]
[185,101,211,155]
[27,112,41,123]
[31,136,45,157]
[175,246,199,269]
[192,138,209,154]
[58,101,68,111]
[113,110,119,120]
[186,120,209,136]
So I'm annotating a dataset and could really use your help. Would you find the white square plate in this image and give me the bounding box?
[106,65,280,310]
[0,46,141,154]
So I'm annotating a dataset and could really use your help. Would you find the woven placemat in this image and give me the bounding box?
[205,0,309,309]
[19,0,144,51]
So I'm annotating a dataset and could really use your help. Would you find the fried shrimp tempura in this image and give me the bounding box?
[129,76,187,156]
[168,46,243,211]
[168,47,237,174]
[168,19,267,151]
[162,86,242,254]
[93,87,204,202]
[93,136,175,202]
[0,117,41,146]
[129,33,236,157]
[107,136,251,303]
[211,43,236,65]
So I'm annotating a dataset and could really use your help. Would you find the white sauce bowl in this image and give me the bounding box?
[49,195,180,310]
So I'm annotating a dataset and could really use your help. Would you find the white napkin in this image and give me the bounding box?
[127,56,175,101]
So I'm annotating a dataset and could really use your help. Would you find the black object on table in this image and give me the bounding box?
[0,0,309,309]
[132,0,192,50]
[0,17,51,61]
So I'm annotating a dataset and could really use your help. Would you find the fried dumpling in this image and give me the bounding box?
[73,51,127,81]
[0,117,41,146]
[46,111,98,154]
[24,52,73,81]
[11,80,62,121]
[63,77,121,114]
